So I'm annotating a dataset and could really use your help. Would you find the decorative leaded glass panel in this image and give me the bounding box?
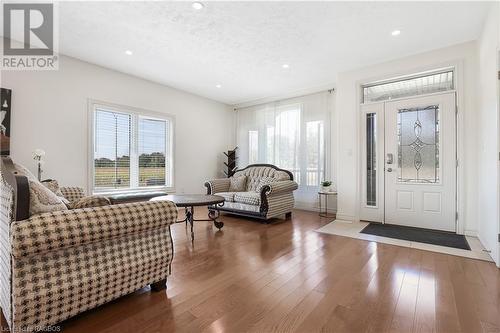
[397,105,440,183]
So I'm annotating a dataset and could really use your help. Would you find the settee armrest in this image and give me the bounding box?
[11,201,178,258]
[261,180,298,196]
[204,178,231,194]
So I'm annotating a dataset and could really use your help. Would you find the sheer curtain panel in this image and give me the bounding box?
[236,91,332,207]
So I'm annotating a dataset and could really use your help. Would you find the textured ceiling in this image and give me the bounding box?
[52,1,491,105]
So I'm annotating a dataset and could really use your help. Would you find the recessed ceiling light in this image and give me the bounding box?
[215,84,222,88]
[391,30,401,36]
[192,2,204,10]
[125,50,133,55]
[282,64,290,69]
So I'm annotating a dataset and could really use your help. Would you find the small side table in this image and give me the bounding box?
[318,191,337,218]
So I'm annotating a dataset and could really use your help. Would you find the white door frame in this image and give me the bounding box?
[496,48,500,266]
[360,102,385,222]
[355,62,466,235]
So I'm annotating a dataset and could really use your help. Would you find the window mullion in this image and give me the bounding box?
[165,120,172,187]
[130,115,139,189]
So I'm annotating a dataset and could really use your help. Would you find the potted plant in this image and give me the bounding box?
[321,180,332,192]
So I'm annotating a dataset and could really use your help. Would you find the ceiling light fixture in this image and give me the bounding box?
[216,84,222,88]
[192,2,204,10]
[125,50,133,55]
[282,64,290,69]
[391,30,401,36]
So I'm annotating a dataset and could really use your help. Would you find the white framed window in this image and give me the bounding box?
[305,120,324,186]
[89,101,174,194]
[362,68,454,103]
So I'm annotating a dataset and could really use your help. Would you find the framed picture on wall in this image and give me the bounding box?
[1,88,12,156]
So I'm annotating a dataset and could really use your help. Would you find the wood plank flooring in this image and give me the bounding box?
[7,209,500,332]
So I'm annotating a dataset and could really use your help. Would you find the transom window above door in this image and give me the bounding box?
[362,69,454,103]
[89,101,174,193]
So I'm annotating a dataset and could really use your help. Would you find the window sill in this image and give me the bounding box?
[98,189,173,204]
[93,187,174,195]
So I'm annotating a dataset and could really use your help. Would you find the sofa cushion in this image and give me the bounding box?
[222,201,260,213]
[215,192,237,202]
[234,192,261,206]
[228,176,247,192]
[28,179,68,216]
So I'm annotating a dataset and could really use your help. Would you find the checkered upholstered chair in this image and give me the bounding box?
[205,164,298,221]
[0,157,177,332]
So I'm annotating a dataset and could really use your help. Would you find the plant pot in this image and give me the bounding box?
[321,185,330,192]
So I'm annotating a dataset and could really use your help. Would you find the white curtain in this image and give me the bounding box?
[236,91,333,207]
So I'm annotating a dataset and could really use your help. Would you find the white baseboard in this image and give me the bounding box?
[294,201,337,213]
[477,233,499,267]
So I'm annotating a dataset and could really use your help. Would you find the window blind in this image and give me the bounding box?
[94,109,131,189]
[363,70,454,103]
[138,117,167,187]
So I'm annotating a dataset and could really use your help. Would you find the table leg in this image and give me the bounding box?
[186,206,194,242]
[208,208,224,230]
[319,193,322,216]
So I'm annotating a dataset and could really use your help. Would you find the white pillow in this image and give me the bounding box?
[42,179,70,205]
[28,179,68,216]
[14,163,36,180]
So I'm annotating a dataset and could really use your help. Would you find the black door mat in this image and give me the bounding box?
[360,223,470,250]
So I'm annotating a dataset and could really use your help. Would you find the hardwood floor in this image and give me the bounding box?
[7,209,500,332]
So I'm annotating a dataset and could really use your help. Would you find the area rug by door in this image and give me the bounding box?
[360,223,470,250]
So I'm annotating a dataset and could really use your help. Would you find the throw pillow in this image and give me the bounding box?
[59,187,86,203]
[256,176,276,193]
[42,179,71,206]
[70,195,111,209]
[28,179,68,216]
[13,163,36,180]
[228,176,247,192]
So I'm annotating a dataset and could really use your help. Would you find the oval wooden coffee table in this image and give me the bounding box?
[151,194,225,242]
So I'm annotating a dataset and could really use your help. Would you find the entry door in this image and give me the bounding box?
[384,93,456,231]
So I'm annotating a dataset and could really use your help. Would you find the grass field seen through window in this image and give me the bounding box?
[94,167,166,188]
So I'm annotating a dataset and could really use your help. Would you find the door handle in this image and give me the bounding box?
[386,153,394,165]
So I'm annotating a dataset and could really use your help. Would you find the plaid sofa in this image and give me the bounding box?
[205,164,298,220]
[0,160,177,332]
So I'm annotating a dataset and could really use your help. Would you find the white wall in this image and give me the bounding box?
[476,3,500,265]
[334,41,479,236]
[0,54,234,194]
